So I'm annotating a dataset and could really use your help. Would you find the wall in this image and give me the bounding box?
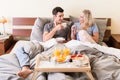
[0,0,120,34]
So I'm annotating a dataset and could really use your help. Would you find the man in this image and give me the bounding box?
[43,7,70,42]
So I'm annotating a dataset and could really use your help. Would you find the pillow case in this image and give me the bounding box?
[94,19,107,44]
[69,16,107,44]
[30,17,52,42]
[69,15,79,23]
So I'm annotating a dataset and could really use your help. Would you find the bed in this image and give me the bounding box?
[1,17,120,80]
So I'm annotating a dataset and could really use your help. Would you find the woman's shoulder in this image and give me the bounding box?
[90,23,98,31]
[91,23,97,27]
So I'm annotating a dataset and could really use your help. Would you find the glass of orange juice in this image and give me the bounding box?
[54,49,61,57]
[63,48,70,57]
[57,57,65,62]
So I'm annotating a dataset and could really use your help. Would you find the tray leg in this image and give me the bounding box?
[32,71,39,80]
[86,71,95,80]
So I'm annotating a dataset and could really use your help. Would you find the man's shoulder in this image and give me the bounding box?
[44,21,54,28]
[45,21,53,25]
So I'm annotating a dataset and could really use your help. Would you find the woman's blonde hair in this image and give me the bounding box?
[83,9,93,27]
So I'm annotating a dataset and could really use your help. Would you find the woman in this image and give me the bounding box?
[71,9,99,44]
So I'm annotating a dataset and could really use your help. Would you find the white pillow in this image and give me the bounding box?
[94,19,107,44]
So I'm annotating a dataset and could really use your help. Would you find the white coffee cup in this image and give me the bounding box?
[62,23,67,28]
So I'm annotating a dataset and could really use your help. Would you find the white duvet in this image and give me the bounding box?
[37,38,120,59]
[65,40,120,59]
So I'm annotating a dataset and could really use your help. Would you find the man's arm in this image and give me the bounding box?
[43,27,57,41]
[43,24,63,42]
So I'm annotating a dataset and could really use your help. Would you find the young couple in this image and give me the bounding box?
[43,7,99,44]
[16,6,99,79]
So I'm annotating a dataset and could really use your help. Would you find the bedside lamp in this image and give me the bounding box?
[0,16,7,35]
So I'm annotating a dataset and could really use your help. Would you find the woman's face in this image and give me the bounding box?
[79,12,85,23]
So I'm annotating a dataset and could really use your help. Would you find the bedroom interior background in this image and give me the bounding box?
[0,0,120,34]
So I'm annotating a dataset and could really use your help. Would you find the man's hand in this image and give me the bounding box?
[54,21,64,31]
[43,24,64,41]
[54,24,64,31]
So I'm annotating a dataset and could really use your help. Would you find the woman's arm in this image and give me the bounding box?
[92,32,99,43]
[92,23,99,43]
[71,25,76,40]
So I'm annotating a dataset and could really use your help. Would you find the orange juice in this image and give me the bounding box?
[57,56,65,62]
[63,48,70,57]
[52,48,71,63]
[54,49,61,57]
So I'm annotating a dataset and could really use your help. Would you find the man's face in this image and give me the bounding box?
[54,12,64,24]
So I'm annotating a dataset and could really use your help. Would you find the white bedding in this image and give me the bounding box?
[0,39,120,80]
[65,40,120,59]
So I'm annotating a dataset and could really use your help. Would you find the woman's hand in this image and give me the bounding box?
[71,25,76,39]
[81,23,88,30]
[71,25,76,33]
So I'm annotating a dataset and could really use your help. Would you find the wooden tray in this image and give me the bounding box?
[32,54,94,80]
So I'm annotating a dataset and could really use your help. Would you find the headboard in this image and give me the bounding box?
[12,17,36,37]
[12,17,111,41]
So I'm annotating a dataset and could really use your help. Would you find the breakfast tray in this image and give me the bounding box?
[32,54,94,80]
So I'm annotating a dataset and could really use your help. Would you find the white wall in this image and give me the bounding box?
[0,0,120,34]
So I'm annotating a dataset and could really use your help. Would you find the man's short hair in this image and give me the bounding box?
[52,7,64,15]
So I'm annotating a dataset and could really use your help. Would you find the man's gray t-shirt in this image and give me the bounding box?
[43,21,70,40]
